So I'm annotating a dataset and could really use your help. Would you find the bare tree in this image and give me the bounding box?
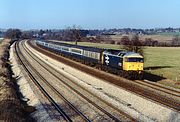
[95,36,103,43]
[66,25,82,45]
[122,35,144,56]
[120,36,131,45]
[5,29,22,39]
[172,35,180,46]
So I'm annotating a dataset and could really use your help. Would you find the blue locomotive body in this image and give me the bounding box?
[103,53,123,70]
[102,49,127,70]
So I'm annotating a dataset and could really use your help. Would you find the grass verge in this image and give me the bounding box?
[0,39,35,121]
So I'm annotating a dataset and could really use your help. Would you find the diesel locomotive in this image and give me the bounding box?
[36,40,144,79]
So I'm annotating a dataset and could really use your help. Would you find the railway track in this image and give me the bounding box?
[134,79,180,97]
[15,41,92,122]
[28,40,180,112]
[22,40,136,121]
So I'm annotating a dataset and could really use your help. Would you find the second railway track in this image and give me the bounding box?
[28,40,180,112]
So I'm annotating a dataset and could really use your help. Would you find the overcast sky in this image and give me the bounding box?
[0,0,180,29]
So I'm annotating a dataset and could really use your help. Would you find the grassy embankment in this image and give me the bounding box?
[0,39,34,121]
[54,40,180,85]
[0,39,25,121]
[0,38,3,44]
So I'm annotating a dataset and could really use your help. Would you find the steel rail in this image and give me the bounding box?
[24,40,137,121]
[15,41,74,122]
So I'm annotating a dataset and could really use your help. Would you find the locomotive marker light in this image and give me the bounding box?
[118,62,122,66]
[105,55,109,65]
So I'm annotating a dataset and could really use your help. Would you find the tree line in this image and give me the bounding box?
[116,35,180,47]
[4,28,180,47]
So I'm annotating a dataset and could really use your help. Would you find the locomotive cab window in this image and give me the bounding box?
[125,58,144,62]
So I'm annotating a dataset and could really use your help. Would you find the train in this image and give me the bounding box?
[36,40,144,79]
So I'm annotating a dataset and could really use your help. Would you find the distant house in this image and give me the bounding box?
[174,29,180,33]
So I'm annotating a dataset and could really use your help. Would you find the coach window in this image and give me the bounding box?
[72,49,81,54]
[85,51,88,56]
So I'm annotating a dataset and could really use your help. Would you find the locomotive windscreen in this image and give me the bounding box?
[125,58,144,62]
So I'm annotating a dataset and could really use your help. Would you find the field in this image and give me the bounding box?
[53,40,123,49]
[110,34,173,43]
[144,47,180,83]
[53,40,180,85]
[157,32,180,36]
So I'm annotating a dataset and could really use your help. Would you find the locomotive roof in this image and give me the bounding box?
[103,49,124,55]
[103,49,143,58]
[124,52,143,58]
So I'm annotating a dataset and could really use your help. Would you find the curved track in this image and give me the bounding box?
[29,40,180,112]
[22,40,136,121]
[15,41,92,122]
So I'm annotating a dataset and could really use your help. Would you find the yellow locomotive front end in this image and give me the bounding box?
[123,53,144,73]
